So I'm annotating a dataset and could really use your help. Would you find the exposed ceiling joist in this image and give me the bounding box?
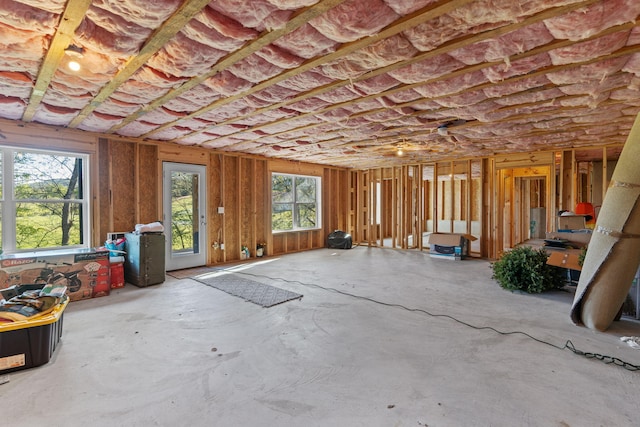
[186,0,615,147]
[67,0,213,128]
[2,0,640,168]
[141,0,478,138]
[109,0,349,133]
[22,0,93,122]
[214,27,640,153]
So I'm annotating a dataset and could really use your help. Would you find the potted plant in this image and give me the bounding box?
[491,246,565,293]
[241,245,249,260]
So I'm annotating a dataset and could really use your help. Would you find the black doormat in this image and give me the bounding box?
[194,274,302,307]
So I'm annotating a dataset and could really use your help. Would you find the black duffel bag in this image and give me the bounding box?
[327,230,352,249]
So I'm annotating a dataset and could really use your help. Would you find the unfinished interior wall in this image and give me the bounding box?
[158,149,348,264]
[470,160,482,253]
[97,138,160,242]
[0,119,348,265]
[353,159,483,256]
[423,166,434,235]
[0,118,627,263]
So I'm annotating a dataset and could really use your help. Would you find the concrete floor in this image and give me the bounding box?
[3,246,640,427]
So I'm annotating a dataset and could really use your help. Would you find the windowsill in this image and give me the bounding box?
[272,228,321,234]
[1,246,97,258]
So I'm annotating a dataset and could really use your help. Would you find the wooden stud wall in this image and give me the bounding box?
[0,118,626,262]
[209,154,224,263]
[97,138,110,242]
[226,156,241,258]
[137,144,159,225]
[97,139,158,243]
[0,120,347,264]
[101,139,135,237]
[482,158,493,259]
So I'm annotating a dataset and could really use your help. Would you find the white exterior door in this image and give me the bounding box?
[163,162,207,271]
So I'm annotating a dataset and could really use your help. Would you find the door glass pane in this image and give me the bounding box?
[170,171,199,255]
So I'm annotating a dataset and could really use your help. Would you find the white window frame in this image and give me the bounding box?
[271,172,322,232]
[0,146,91,254]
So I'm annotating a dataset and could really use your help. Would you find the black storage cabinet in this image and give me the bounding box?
[124,232,165,287]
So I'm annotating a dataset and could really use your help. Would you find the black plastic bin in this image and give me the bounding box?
[0,297,68,373]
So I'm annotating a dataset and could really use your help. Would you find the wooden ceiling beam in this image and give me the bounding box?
[22,0,93,122]
[108,0,350,133]
[214,31,639,151]
[67,0,214,128]
[170,0,600,143]
[259,84,636,158]
[141,0,477,137]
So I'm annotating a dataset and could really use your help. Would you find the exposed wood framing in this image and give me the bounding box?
[183,0,601,149]
[602,147,608,203]
[22,0,92,122]
[68,0,213,128]
[114,0,350,134]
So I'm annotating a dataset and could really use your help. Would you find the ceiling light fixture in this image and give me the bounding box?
[64,44,84,72]
[397,148,404,156]
[68,60,81,72]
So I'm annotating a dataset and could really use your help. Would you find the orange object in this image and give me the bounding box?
[92,277,111,297]
[110,263,125,289]
[546,250,582,271]
[575,202,595,225]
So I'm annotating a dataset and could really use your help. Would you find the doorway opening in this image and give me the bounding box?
[498,166,551,252]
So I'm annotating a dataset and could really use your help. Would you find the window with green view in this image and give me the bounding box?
[271,173,321,231]
[1,147,90,253]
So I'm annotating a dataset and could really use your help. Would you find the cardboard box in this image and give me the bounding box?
[428,233,470,260]
[546,250,582,271]
[0,248,110,301]
[558,215,586,231]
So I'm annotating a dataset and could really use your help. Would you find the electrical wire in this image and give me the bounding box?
[235,270,640,372]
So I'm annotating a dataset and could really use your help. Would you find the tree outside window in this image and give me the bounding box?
[272,173,320,231]
[1,148,89,253]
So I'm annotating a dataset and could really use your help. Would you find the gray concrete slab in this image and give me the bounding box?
[3,247,640,426]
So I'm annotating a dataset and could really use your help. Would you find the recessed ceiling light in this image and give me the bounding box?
[68,60,81,72]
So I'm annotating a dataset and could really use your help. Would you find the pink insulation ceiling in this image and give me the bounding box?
[1,0,640,168]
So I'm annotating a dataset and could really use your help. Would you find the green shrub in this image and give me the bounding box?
[491,246,565,293]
